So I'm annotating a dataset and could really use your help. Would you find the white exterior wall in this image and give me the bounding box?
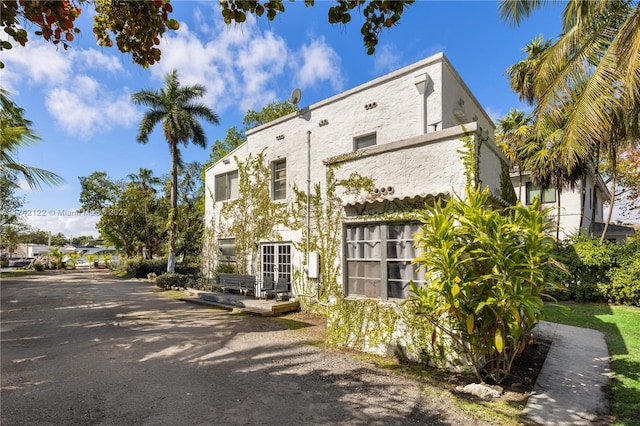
[205,52,506,277]
[326,124,487,206]
[478,137,509,201]
[510,171,609,239]
[441,60,495,134]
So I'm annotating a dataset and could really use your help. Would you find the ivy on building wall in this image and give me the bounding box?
[219,150,286,274]
[289,166,374,310]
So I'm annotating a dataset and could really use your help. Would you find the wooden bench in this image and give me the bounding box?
[217,274,256,295]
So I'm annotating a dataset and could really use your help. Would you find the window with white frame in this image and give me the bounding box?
[526,182,556,204]
[354,132,377,151]
[272,159,287,200]
[214,170,238,202]
[345,222,425,299]
[261,243,292,283]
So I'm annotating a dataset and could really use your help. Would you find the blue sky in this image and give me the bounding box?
[3,1,567,238]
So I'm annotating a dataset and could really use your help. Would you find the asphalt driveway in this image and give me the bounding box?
[1,271,485,425]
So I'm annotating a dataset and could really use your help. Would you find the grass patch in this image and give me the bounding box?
[270,317,314,330]
[544,302,640,425]
[0,270,45,278]
[156,290,188,300]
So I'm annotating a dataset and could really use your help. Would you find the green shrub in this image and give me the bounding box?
[175,261,201,277]
[32,262,44,271]
[155,273,193,290]
[605,239,640,306]
[547,237,612,302]
[191,276,215,291]
[407,187,557,383]
[122,258,166,278]
[548,236,638,305]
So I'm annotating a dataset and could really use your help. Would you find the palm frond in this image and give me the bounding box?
[499,0,548,27]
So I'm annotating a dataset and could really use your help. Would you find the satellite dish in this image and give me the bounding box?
[290,88,302,106]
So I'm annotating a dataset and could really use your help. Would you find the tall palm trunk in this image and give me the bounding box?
[600,146,618,244]
[579,176,586,231]
[556,189,561,242]
[167,137,178,273]
[589,157,600,236]
[601,173,616,244]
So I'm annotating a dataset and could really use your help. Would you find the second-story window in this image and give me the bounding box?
[354,132,377,150]
[214,170,238,202]
[526,182,556,204]
[272,159,286,200]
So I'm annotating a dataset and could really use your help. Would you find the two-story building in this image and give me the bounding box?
[511,167,635,243]
[204,53,515,361]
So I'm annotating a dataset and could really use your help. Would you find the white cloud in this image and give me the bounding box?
[27,213,100,238]
[1,42,74,90]
[45,76,139,140]
[72,49,124,74]
[2,37,134,138]
[372,43,402,74]
[147,17,290,112]
[484,106,503,123]
[148,16,345,114]
[295,38,344,92]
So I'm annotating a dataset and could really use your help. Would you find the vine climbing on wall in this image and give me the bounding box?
[219,150,286,274]
[289,166,374,310]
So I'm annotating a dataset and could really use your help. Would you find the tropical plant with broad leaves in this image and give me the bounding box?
[47,247,65,270]
[132,70,219,273]
[406,186,558,382]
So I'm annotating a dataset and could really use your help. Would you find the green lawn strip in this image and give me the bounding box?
[157,290,190,300]
[543,303,640,425]
[1,270,45,278]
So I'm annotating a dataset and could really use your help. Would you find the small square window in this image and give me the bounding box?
[215,170,238,201]
[526,182,556,204]
[272,159,286,200]
[354,133,376,150]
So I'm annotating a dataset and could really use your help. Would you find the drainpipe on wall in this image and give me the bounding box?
[297,129,329,307]
[306,129,311,280]
[414,74,430,134]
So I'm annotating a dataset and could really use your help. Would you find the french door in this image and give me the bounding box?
[260,243,292,283]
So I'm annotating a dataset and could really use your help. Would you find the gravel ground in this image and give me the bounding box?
[1,271,500,425]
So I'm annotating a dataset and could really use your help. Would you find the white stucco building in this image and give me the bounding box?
[204,52,513,303]
[511,168,634,242]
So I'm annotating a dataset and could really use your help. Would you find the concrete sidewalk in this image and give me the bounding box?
[524,321,612,425]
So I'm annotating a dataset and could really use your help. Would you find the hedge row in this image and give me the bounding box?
[122,258,202,279]
[548,236,639,306]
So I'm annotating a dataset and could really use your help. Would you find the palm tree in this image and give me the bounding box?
[500,1,640,173]
[599,105,639,242]
[518,111,587,241]
[131,70,219,272]
[496,109,533,200]
[127,168,162,259]
[0,88,64,189]
[506,35,552,105]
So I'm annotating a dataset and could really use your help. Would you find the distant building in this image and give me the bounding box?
[511,169,635,243]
